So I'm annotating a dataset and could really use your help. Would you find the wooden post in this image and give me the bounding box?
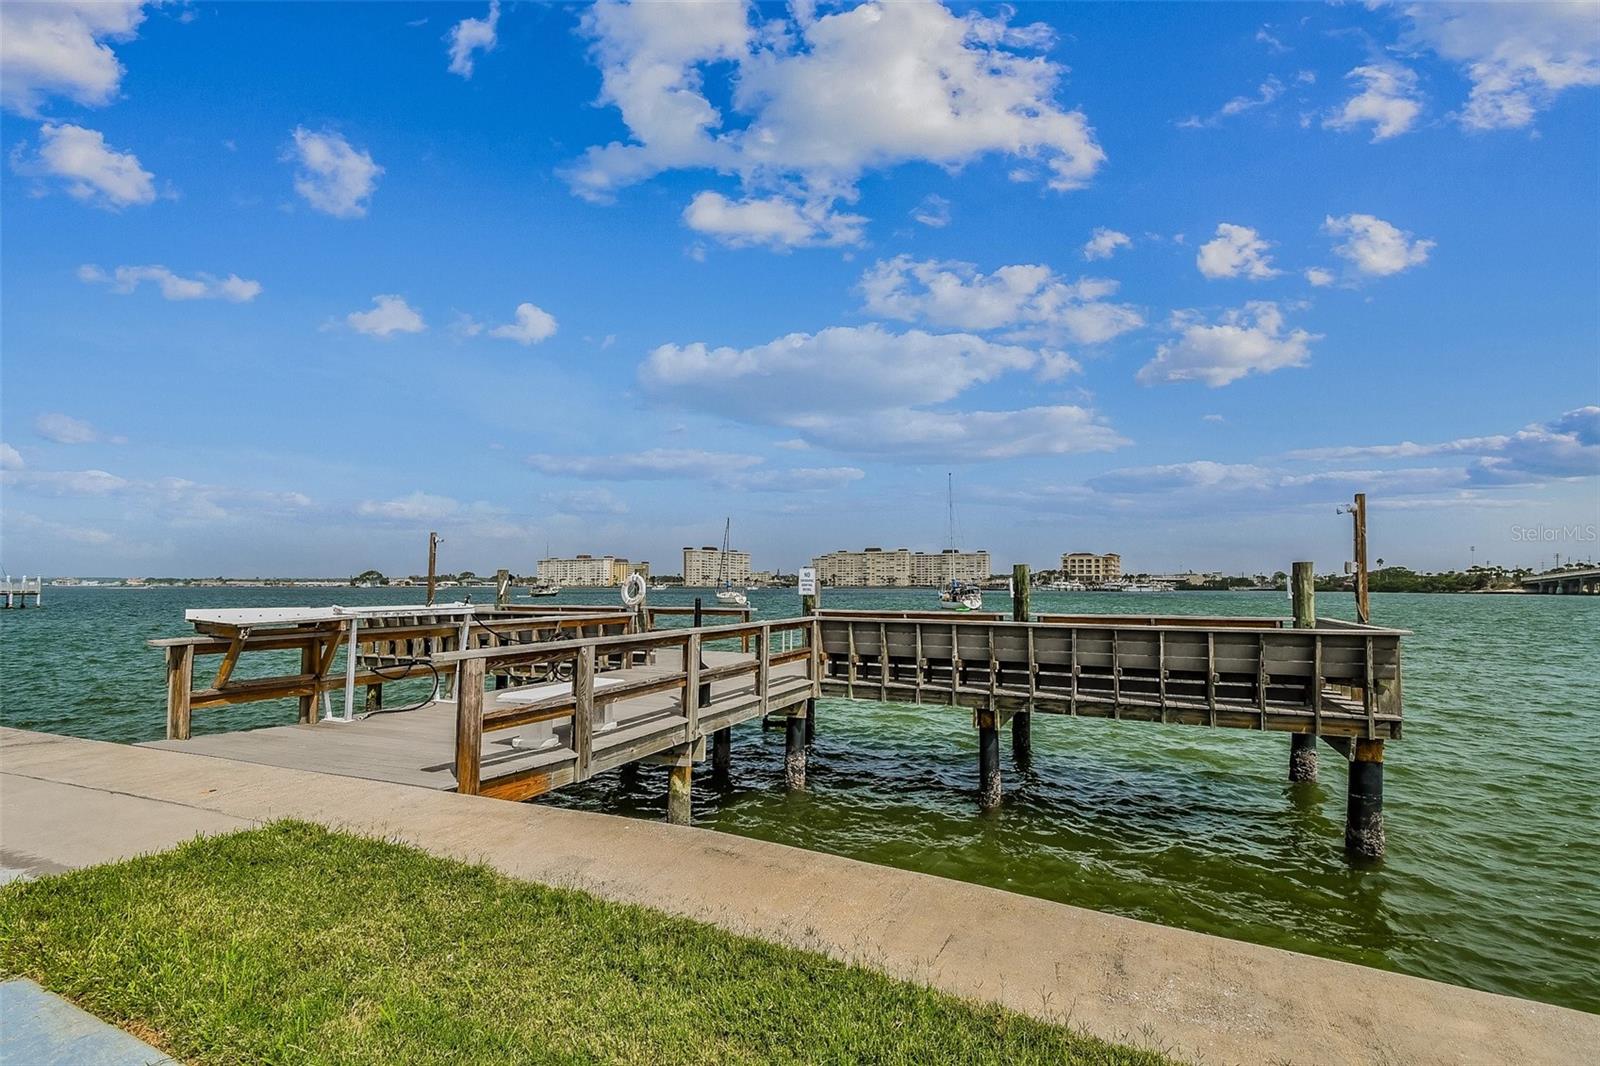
[573,648,595,781]
[712,728,731,784]
[667,763,693,825]
[364,682,383,714]
[297,642,318,724]
[1345,738,1385,859]
[426,531,439,607]
[978,712,1001,810]
[785,711,807,790]
[454,656,485,795]
[494,568,510,608]
[1011,563,1032,769]
[1353,493,1370,625]
[1290,560,1318,782]
[165,644,194,740]
[684,633,702,743]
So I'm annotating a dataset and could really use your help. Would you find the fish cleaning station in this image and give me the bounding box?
[146,562,1405,858]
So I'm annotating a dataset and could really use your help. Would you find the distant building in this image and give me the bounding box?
[537,555,635,586]
[683,545,752,587]
[1061,552,1122,585]
[812,547,991,587]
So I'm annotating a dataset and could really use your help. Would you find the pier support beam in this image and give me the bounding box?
[712,727,731,784]
[785,712,807,790]
[978,715,1002,811]
[1289,734,1318,782]
[1011,712,1032,771]
[165,645,194,741]
[619,761,640,789]
[804,697,815,744]
[1345,739,1385,859]
[667,764,693,826]
[364,683,383,714]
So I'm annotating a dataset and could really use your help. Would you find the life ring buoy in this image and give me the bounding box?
[621,572,647,608]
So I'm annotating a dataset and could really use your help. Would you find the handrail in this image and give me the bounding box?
[433,616,812,664]
[452,616,819,796]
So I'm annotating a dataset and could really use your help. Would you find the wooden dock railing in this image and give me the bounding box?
[433,617,816,803]
[150,609,636,740]
[815,614,1402,739]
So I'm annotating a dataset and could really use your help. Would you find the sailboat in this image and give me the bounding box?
[714,517,750,608]
[937,473,984,611]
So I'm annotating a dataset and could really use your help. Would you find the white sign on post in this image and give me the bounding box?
[797,567,817,597]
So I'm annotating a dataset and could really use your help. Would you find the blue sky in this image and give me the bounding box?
[2,1,1597,578]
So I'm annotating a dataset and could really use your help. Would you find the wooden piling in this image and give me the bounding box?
[712,727,731,783]
[1011,564,1032,769]
[454,656,485,796]
[978,713,1001,810]
[296,643,317,724]
[785,711,807,790]
[1346,738,1385,858]
[364,682,383,714]
[494,568,510,608]
[165,644,194,741]
[1353,493,1371,625]
[426,531,439,607]
[1290,561,1318,782]
[667,764,693,825]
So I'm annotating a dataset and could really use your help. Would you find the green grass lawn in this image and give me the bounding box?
[0,822,1174,1065]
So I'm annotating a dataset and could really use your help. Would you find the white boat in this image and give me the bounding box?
[714,517,751,608]
[1046,579,1086,591]
[649,582,669,591]
[526,580,560,597]
[935,473,983,611]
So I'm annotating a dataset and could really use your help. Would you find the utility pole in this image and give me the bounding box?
[426,531,439,606]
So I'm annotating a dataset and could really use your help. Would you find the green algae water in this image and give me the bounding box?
[3,585,1597,1013]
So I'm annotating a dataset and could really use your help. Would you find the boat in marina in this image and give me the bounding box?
[936,474,983,611]
[1045,579,1086,591]
[526,580,560,598]
[714,517,750,609]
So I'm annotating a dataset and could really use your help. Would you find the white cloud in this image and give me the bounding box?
[1179,76,1285,129]
[286,127,382,218]
[910,193,951,228]
[34,412,104,444]
[860,256,1142,344]
[723,466,866,492]
[682,191,864,249]
[0,1,146,116]
[1090,460,1275,495]
[1324,64,1423,142]
[569,0,1104,242]
[789,404,1127,461]
[1400,2,1600,131]
[488,302,558,345]
[347,295,425,338]
[447,0,499,79]
[1138,302,1318,387]
[21,123,155,208]
[543,487,629,515]
[1305,267,1335,287]
[1082,227,1131,261]
[526,449,763,480]
[1324,213,1434,277]
[0,442,24,470]
[1196,223,1279,280]
[1291,407,1599,487]
[640,322,1125,461]
[78,263,261,302]
[644,323,1038,416]
[3,467,130,495]
[357,492,460,522]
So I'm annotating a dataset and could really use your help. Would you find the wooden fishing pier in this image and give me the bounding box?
[146,567,1405,858]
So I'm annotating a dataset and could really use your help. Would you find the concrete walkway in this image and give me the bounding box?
[0,979,174,1065]
[3,727,1595,1065]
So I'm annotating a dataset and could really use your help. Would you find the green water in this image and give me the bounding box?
[2,586,1596,1013]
